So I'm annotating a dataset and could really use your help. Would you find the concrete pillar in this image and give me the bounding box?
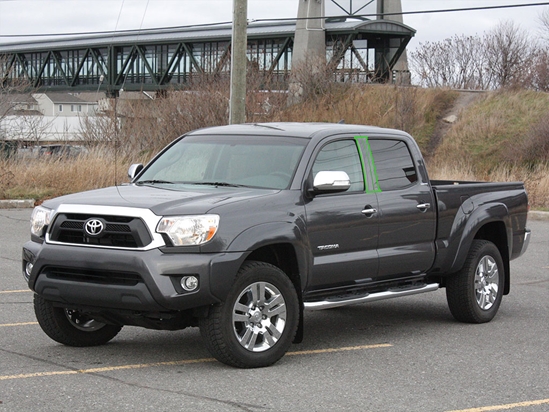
[290,0,326,103]
[292,0,326,67]
[377,0,410,84]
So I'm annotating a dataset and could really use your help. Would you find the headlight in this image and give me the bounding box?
[157,215,219,246]
[30,206,52,237]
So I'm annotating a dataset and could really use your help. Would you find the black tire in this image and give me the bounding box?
[34,294,122,347]
[199,261,299,368]
[446,240,505,323]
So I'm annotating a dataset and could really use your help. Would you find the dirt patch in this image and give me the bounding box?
[425,90,484,158]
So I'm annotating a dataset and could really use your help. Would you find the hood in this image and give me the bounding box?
[42,184,279,216]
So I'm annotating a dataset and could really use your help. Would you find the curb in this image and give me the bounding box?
[528,211,549,221]
[0,199,35,209]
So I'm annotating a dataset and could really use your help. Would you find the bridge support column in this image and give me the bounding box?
[377,0,410,84]
[290,0,326,103]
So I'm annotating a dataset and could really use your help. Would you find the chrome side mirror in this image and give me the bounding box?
[128,163,144,180]
[313,171,351,194]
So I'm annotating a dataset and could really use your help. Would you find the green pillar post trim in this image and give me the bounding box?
[355,136,382,193]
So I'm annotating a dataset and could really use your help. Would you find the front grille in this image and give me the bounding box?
[44,266,143,286]
[49,213,153,248]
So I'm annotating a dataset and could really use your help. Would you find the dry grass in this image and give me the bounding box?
[429,160,549,209]
[434,90,549,172]
[0,148,136,202]
[2,83,548,209]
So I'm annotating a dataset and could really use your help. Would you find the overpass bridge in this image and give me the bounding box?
[0,18,414,96]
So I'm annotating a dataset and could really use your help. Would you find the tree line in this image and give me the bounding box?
[410,13,549,91]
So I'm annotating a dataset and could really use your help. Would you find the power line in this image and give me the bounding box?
[255,1,549,23]
[0,1,549,38]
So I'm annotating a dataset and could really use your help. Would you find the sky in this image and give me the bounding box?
[0,0,548,51]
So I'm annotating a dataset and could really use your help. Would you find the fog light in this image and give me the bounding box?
[181,276,199,292]
[25,262,34,281]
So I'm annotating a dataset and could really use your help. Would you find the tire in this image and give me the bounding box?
[34,294,122,347]
[199,261,299,368]
[446,240,505,323]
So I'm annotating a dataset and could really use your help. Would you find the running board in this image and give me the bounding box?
[303,283,440,311]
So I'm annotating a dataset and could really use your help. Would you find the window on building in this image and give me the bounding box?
[58,105,63,112]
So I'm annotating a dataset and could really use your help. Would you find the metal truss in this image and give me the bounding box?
[1,21,412,94]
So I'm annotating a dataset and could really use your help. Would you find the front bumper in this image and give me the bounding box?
[23,241,247,312]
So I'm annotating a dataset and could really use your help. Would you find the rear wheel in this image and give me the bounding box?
[199,261,299,368]
[446,240,504,323]
[34,294,122,346]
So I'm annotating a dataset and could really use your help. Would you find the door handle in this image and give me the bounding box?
[362,206,377,217]
[417,203,431,212]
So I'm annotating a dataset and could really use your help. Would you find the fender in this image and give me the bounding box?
[208,220,311,302]
[448,202,510,274]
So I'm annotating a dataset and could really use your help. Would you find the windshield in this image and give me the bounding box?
[136,135,307,190]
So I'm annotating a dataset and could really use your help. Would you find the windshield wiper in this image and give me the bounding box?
[192,182,248,188]
[135,180,174,185]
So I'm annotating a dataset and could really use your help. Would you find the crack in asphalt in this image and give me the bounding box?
[0,347,270,411]
[0,255,20,262]
[0,213,29,223]
[82,372,272,412]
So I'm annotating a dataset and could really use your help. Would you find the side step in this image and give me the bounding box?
[303,283,440,311]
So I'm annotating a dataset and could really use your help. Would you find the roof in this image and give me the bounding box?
[0,19,415,53]
[38,92,91,104]
[189,122,407,140]
[3,93,37,104]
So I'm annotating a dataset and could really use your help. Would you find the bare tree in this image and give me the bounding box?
[540,8,549,42]
[411,21,538,90]
[1,56,33,121]
[485,21,534,89]
[410,34,490,90]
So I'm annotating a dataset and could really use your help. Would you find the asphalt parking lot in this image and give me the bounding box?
[1,208,548,412]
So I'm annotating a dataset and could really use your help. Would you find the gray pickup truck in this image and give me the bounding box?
[22,122,530,368]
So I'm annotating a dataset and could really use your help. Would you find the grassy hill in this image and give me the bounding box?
[1,85,548,209]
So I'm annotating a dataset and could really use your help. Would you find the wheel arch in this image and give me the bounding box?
[450,212,511,295]
[245,244,305,344]
[225,222,310,344]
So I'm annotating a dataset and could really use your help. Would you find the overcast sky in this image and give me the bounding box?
[0,0,548,50]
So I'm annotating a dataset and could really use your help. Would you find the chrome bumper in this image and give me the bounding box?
[518,228,531,258]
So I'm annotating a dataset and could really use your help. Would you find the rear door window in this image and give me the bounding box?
[357,138,418,192]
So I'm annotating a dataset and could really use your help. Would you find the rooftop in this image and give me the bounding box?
[0,18,415,53]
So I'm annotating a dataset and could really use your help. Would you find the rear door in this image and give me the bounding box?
[358,137,437,279]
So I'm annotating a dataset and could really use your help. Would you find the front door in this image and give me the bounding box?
[305,138,379,292]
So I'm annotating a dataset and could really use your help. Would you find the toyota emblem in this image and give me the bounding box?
[85,219,105,236]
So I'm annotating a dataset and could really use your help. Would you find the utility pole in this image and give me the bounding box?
[229,0,248,124]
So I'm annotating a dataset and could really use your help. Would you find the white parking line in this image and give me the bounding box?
[0,322,38,327]
[0,343,392,381]
[447,398,549,412]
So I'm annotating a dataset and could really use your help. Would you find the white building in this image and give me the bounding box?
[1,92,99,143]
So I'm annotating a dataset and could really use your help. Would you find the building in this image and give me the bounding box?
[0,18,416,95]
[0,92,98,143]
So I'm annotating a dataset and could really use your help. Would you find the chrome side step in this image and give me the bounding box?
[303,283,440,311]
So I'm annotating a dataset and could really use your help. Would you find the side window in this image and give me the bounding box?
[312,140,364,192]
[368,139,418,191]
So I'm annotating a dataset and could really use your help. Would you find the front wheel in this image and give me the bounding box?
[446,240,505,323]
[34,294,122,346]
[199,261,299,368]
